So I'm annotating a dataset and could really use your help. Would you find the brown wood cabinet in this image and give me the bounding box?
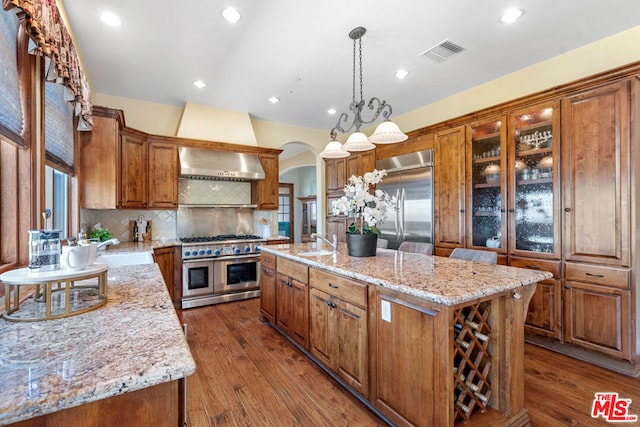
[78,108,122,209]
[147,140,179,209]
[434,126,466,250]
[119,131,148,208]
[275,257,309,349]
[252,153,279,210]
[562,80,631,267]
[259,252,277,323]
[309,268,368,397]
[152,246,176,302]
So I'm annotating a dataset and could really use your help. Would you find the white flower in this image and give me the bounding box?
[330,169,398,234]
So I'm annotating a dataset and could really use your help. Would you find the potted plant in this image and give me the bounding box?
[331,169,397,256]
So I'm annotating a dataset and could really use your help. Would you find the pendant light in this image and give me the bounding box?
[319,26,407,159]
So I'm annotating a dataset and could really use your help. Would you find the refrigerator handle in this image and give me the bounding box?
[400,187,406,240]
[394,188,400,240]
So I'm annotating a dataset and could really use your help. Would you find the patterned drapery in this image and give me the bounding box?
[2,0,93,129]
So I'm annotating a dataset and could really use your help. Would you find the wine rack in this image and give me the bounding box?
[453,301,492,422]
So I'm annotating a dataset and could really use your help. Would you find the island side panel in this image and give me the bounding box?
[369,286,453,427]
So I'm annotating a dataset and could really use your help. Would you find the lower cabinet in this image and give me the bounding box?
[275,257,309,349]
[259,252,277,323]
[309,269,368,398]
[153,246,177,304]
[563,278,631,361]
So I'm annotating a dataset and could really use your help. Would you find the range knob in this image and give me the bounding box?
[184,251,191,257]
[199,250,205,255]
[255,245,261,252]
[244,246,251,253]
[214,249,221,257]
[234,247,241,255]
[206,249,212,255]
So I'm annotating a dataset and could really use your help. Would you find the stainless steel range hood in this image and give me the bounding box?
[178,147,265,181]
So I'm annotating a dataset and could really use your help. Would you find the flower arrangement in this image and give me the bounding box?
[331,169,398,234]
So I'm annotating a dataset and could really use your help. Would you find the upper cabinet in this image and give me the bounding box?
[79,108,122,209]
[561,80,632,267]
[466,117,507,253]
[147,139,179,209]
[251,153,280,210]
[508,101,561,259]
[434,126,466,249]
[119,130,148,208]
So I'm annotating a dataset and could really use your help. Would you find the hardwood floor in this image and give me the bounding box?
[178,299,640,427]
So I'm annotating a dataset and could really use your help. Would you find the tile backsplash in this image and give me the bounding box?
[81,208,278,242]
[81,209,177,242]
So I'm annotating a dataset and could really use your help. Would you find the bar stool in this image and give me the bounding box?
[449,248,498,264]
[398,241,433,255]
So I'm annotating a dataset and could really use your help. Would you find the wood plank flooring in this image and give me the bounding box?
[178,298,640,427]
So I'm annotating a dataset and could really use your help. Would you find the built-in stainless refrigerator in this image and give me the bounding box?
[375,149,433,250]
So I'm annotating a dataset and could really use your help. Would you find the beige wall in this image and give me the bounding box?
[95,26,640,157]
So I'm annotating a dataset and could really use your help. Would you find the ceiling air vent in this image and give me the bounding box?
[420,40,465,63]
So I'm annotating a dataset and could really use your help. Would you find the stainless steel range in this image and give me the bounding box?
[180,234,265,309]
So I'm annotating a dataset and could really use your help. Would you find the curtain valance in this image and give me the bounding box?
[2,0,93,130]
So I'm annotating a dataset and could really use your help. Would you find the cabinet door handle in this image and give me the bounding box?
[262,269,274,277]
[508,208,515,213]
[565,285,570,289]
[585,272,605,278]
[263,258,270,264]
[329,283,339,289]
[526,265,540,270]
[459,209,465,214]
[564,207,571,212]
[500,208,506,213]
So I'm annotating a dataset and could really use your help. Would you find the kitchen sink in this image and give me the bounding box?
[295,250,334,257]
[96,251,154,267]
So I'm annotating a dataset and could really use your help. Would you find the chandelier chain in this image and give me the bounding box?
[352,38,356,104]
[358,37,363,102]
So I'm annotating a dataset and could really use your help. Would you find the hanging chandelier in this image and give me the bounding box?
[320,26,408,159]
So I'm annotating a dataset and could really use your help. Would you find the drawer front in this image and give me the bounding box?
[261,252,276,268]
[510,257,562,278]
[565,262,630,289]
[277,257,309,283]
[309,268,367,308]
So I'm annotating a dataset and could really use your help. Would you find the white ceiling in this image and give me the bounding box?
[61,1,640,134]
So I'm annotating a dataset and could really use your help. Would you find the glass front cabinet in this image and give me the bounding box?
[508,102,561,259]
[467,117,507,253]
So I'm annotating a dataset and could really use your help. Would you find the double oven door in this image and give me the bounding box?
[183,255,260,299]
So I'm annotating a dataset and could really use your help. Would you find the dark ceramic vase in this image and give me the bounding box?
[346,233,378,257]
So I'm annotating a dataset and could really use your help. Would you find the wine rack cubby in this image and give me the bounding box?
[453,301,492,422]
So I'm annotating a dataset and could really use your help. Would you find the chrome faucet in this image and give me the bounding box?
[310,233,338,253]
[96,238,121,250]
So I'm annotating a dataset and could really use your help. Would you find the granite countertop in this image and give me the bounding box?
[0,264,196,426]
[262,242,552,306]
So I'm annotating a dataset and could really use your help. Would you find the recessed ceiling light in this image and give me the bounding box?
[100,11,121,27]
[327,108,337,115]
[222,7,241,23]
[500,8,523,24]
[193,80,206,89]
[268,96,280,104]
[395,69,409,80]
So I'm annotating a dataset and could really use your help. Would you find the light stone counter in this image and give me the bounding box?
[0,264,195,426]
[262,242,552,306]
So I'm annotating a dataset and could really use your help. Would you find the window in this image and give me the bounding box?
[44,165,69,238]
[44,76,74,170]
[0,8,23,142]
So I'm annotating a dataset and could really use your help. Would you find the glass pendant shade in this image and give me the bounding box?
[342,132,376,152]
[319,140,350,158]
[368,120,409,144]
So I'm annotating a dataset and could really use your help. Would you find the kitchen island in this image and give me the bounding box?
[0,264,195,427]
[260,242,552,426]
